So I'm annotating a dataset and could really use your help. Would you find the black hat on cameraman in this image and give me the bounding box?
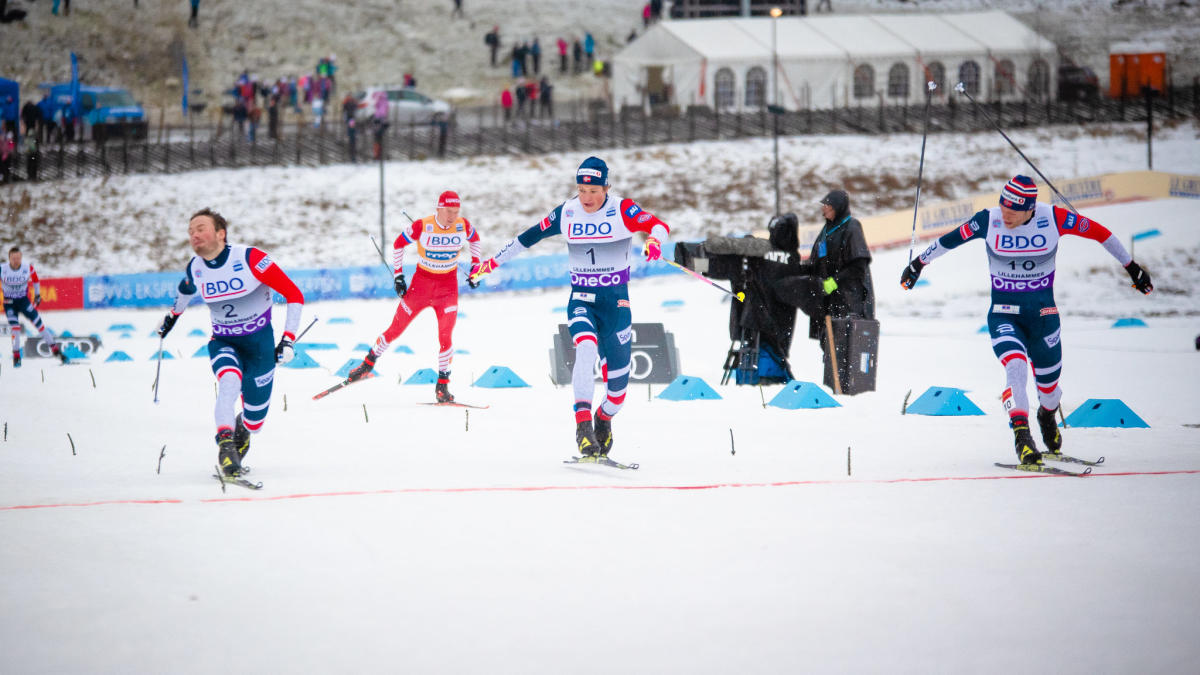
[820,189,850,221]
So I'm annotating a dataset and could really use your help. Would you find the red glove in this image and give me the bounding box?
[644,237,662,261]
[470,258,499,282]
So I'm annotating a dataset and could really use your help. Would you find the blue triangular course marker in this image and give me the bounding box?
[108,323,135,332]
[457,312,468,319]
[768,380,840,409]
[977,325,990,333]
[1112,317,1147,328]
[335,358,377,378]
[188,328,206,337]
[283,350,322,369]
[149,350,176,360]
[1131,228,1161,242]
[59,330,74,337]
[62,343,88,360]
[105,350,133,362]
[661,299,685,308]
[328,317,354,325]
[552,306,568,313]
[1063,398,1149,428]
[405,368,438,385]
[120,333,133,339]
[914,279,930,287]
[393,345,414,354]
[455,349,470,355]
[296,342,339,351]
[353,343,372,351]
[474,365,530,388]
[905,386,984,416]
[192,345,210,358]
[657,375,721,401]
[148,330,162,337]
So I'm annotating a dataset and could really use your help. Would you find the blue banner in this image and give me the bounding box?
[80,245,679,309]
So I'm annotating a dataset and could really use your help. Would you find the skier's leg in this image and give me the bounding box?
[990,311,1041,463]
[1031,308,1064,451]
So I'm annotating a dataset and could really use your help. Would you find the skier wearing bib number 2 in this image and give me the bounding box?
[471,156,669,463]
[900,175,1153,466]
[157,208,306,477]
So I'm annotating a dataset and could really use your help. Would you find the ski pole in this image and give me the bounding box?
[151,336,164,403]
[662,259,745,302]
[293,316,319,344]
[908,80,936,263]
[369,235,391,272]
[954,81,1079,214]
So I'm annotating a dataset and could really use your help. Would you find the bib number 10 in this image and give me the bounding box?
[1008,259,1036,271]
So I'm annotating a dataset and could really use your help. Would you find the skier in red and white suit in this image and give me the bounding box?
[349,191,481,402]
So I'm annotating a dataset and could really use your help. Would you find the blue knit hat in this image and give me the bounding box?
[999,175,1038,211]
[576,156,609,186]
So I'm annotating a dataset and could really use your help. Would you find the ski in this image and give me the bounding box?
[995,462,1091,477]
[417,401,490,410]
[564,456,639,470]
[1042,452,1105,467]
[312,376,365,401]
[212,464,263,491]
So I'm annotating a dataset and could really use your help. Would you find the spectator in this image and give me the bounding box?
[643,3,651,28]
[485,26,501,67]
[451,0,463,18]
[584,32,595,69]
[628,29,637,44]
[432,113,449,157]
[531,38,542,75]
[572,38,583,75]
[515,79,527,116]
[247,101,261,142]
[312,95,325,128]
[21,99,41,142]
[526,79,539,118]
[372,90,388,159]
[519,41,531,78]
[557,37,569,74]
[327,54,338,93]
[0,131,13,183]
[37,92,54,143]
[510,44,522,78]
[189,0,200,28]
[539,76,553,119]
[403,73,416,89]
[651,0,663,21]
[267,89,280,140]
[23,132,38,182]
[342,93,358,163]
[232,97,247,138]
[500,87,513,121]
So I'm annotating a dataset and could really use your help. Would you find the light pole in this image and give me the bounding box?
[770,7,783,217]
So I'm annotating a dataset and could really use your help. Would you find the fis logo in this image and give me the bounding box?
[232,262,245,272]
[1036,218,1050,229]
[254,256,272,273]
[606,208,617,218]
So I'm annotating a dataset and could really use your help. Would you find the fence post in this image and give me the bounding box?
[122,122,130,174]
[56,140,64,179]
[163,134,170,173]
[295,118,302,164]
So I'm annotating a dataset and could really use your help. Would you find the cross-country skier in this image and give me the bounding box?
[900,175,1153,466]
[2,246,69,367]
[471,156,669,460]
[346,191,481,403]
[156,208,306,477]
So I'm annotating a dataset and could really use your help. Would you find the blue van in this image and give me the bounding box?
[38,83,148,141]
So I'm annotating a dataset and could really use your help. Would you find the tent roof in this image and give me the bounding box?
[869,15,986,58]
[939,11,1056,55]
[726,18,846,61]
[659,20,771,61]
[799,15,920,59]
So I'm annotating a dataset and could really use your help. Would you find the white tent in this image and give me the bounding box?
[611,11,1059,112]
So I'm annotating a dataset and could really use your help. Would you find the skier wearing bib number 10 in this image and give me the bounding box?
[900,175,1153,468]
[471,157,669,467]
[157,208,306,478]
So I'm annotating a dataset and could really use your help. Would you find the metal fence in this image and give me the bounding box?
[3,84,1198,184]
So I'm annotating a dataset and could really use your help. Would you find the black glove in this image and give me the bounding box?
[275,337,295,364]
[393,274,407,297]
[900,259,925,290]
[157,312,179,338]
[467,275,479,290]
[1125,261,1153,294]
[34,294,42,307]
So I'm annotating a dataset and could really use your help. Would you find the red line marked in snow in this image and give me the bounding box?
[4,469,1199,511]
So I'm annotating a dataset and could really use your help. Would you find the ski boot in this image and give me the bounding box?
[216,428,242,476]
[576,420,601,458]
[233,413,251,461]
[347,352,377,381]
[12,350,20,368]
[1012,419,1042,466]
[593,414,613,457]
[50,343,70,365]
[1036,406,1062,454]
[435,371,454,403]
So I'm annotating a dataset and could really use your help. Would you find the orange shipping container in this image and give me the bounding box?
[1109,42,1167,97]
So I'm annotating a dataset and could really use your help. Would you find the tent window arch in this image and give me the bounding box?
[925,61,946,94]
[959,61,981,96]
[994,59,1016,96]
[1028,59,1050,101]
[853,64,874,99]
[745,66,767,108]
[715,67,736,110]
[887,63,909,98]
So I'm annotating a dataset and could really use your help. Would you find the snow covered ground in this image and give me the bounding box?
[2,198,1199,673]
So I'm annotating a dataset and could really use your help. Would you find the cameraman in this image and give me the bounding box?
[773,189,874,346]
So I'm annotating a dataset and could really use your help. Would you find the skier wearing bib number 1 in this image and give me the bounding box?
[900,175,1153,467]
[471,156,670,464]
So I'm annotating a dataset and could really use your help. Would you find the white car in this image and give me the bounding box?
[355,87,452,125]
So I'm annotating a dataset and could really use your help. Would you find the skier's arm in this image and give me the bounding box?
[474,205,565,279]
[1052,206,1151,293]
[159,264,197,337]
[619,198,669,259]
[28,264,41,303]
[902,210,987,289]
[247,248,306,341]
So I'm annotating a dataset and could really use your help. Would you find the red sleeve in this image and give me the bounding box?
[1054,205,1113,242]
[464,217,480,243]
[618,198,668,235]
[395,221,422,248]
[247,248,304,304]
[29,264,39,284]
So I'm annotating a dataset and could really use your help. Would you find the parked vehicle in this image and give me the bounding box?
[38,83,148,141]
[1057,64,1100,102]
[354,87,451,125]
